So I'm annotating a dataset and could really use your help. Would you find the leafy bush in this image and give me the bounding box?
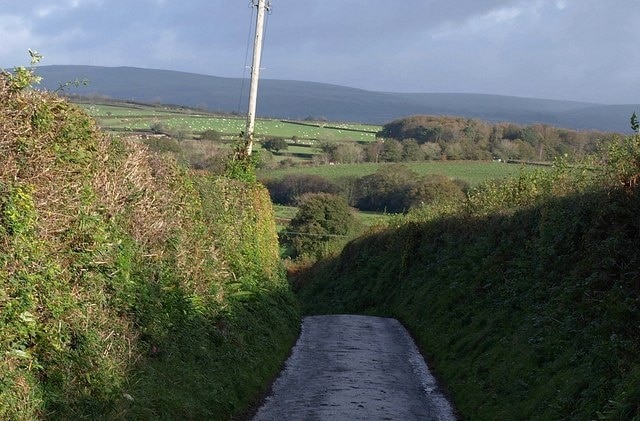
[200,129,222,141]
[149,122,189,140]
[352,164,465,213]
[149,121,168,134]
[263,174,340,205]
[262,137,289,153]
[1,49,43,91]
[264,165,467,213]
[283,193,360,259]
[406,174,466,209]
[597,133,640,190]
[181,139,231,173]
[354,164,417,212]
[142,136,182,155]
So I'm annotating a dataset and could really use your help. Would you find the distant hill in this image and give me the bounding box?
[36,65,639,132]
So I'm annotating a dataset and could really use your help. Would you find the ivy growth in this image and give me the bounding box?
[225,134,259,182]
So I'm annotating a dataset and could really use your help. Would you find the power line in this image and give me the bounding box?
[237,2,256,114]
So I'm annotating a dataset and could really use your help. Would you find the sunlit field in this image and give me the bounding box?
[259,161,533,186]
[80,102,380,142]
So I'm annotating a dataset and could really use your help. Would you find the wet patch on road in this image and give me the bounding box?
[252,315,456,421]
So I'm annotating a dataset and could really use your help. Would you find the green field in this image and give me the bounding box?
[259,161,533,186]
[79,102,380,142]
[274,204,299,229]
[79,101,539,187]
[275,204,393,231]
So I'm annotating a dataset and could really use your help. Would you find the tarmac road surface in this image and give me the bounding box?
[252,315,456,421]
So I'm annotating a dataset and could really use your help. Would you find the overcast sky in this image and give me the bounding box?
[1,0,638,104]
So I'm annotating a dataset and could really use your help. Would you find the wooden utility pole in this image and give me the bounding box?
[244,0,270,157]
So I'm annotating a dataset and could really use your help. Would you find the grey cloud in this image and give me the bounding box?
[1,0,639,103]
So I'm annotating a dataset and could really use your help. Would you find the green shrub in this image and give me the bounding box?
[200,129,222,141]
[142,136,182,155]
[263,137,289,153]
[354,164,417,212]
[406,175,466,209]
[263,174,340,205]
[283,193,361,259]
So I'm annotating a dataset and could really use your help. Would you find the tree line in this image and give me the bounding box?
[299,115,617,165]
[263,164,468,214]
[264,165,469,258]
[377,115,618,161]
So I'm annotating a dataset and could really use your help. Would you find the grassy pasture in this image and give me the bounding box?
[275,144,322,159]
[274,205,299,229]
[79,101,539,188]
[259,161,533,186]
[82,103,247,135]
[79,102,380,142]
[274,204,393,231]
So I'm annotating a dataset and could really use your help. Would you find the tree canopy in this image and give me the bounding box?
[376,115,614,162]
[263,137,289,153]
[283,193,358,258]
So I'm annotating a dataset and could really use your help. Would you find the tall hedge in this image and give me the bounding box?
[297,138,640,419]
[0,74,299,419]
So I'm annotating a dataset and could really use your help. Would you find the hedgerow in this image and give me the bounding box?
[0,67,298,419]
[297,131,640,419]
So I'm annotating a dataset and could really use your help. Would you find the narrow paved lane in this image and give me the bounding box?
[252,315,456,421]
